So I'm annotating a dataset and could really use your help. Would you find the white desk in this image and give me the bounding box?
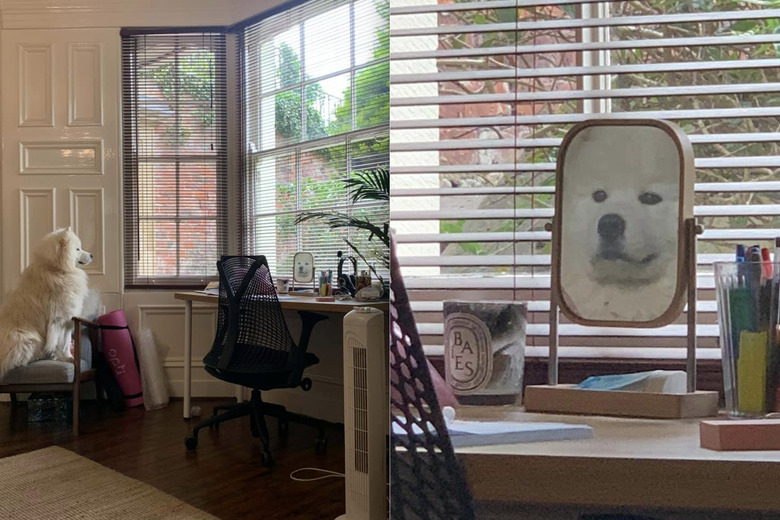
[455,407,780,512]
[173,291,388,419]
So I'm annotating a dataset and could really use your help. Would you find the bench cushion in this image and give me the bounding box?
[0,327,93,385]
[0,358,91,385]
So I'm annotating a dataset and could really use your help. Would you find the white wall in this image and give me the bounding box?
[0,0,346,422]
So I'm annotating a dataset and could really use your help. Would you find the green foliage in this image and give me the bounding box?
[344,167,389,202]
[329,0,390,135]
[294,166,390,279]
[274,43,328,141]
[144,49,217,145]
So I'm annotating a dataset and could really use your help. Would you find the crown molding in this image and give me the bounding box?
[0,0,286,30]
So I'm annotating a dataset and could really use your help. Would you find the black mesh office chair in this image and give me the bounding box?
[184,255,328,467]
[389,239,476,520]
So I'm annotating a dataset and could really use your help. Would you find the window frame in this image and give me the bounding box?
[121,28,230,289]
[238,0,390,278]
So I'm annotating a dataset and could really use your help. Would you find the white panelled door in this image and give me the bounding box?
[1,28,121,298]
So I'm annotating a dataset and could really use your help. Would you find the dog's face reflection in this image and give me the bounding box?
[294,254,313,281]
[585,186,672,287]
[562,127,680,290]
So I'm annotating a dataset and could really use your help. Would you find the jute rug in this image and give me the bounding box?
[0,446,217,519]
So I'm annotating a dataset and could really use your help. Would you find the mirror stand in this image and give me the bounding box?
[528,217,718,418]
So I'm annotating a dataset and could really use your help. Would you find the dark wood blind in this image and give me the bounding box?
[122,32,228,288]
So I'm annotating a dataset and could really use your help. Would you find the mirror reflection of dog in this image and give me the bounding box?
[560,124,680,322]
[0,227,93,378]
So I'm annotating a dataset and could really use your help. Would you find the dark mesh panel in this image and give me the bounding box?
[203,256,298,373]
[389,238,476,520]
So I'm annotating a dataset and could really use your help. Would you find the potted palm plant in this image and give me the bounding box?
[294,166,389,287]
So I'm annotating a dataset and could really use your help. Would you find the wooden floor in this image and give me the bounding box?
[0,398,346,520]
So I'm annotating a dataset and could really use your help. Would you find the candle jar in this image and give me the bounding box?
[443,301,527,405]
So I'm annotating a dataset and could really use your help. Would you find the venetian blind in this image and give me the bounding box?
[241,0,390,280]
[122,31,228,288]
[389,0,780,359]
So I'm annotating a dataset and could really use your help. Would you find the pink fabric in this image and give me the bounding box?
[98,310,144,407]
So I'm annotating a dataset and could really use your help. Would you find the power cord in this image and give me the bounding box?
[290,467,345,482]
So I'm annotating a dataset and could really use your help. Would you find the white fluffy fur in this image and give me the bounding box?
[0,227,93,378]
[559,125,680,323]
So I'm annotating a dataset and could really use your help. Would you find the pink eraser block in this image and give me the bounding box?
[700,419,780,451]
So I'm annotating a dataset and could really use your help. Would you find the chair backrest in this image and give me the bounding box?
[204,255,300,373]
[389,238,476,520]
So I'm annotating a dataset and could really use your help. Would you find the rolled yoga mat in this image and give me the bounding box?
[98,310,144,407]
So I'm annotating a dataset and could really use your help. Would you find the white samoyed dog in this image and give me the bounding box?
[0,227,92,378]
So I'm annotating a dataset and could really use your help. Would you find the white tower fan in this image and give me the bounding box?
[336,307,388,520]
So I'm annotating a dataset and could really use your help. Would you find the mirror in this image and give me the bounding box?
[293,252,315,284]
[552,119,694,327]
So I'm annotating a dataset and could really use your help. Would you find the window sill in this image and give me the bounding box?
[427,354,724,394]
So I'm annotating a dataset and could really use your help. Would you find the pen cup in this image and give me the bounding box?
[714,261,780,417]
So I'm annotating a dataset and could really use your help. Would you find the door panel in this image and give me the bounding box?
[2,28,121,296]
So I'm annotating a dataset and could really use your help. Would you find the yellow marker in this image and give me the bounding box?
[737,331,768,415]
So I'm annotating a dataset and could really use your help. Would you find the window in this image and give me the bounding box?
[390,1,780,359]
[241,0,390,278]
[122,31,228,288]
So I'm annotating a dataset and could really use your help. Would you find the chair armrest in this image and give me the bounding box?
[72,316,100,329]
[71,316,101,377]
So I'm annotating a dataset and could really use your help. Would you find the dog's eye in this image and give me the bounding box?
[639,192,663,205]
[592,190,607,203]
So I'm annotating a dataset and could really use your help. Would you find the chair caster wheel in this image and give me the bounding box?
[301,378,312,391]
[185,435,198,450]
[315,435,327,454]
[261,451,275,467]
[278,418,290,436]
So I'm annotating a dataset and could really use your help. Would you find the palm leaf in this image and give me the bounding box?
[343,167,389,203]
[294,212,389,246]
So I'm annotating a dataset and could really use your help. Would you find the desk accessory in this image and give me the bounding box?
[524,119,719,419]
[578,370,686,393]
[292,251,315,292]
[714,260,780,417]
[392,406,593,447]
[337,251,358,296]
[275,278,290,294]
[700,419,780,451]
[319,270,333,296]
[443,301,526,405]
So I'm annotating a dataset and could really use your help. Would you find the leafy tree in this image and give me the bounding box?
[329,0,390,135]
[274,43,328,141]
[145,49,219,145]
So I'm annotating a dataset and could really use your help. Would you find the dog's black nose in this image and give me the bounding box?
[89,254,94,259]
[598,213,625,241]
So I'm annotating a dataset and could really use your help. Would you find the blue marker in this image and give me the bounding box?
[737,244,746,286]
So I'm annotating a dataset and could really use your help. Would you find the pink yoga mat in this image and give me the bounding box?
[98,310,144,407]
